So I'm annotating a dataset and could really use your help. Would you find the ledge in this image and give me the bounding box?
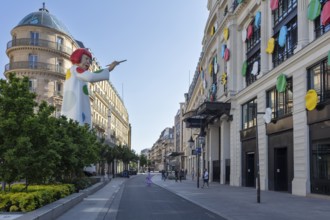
[14,179,110,220]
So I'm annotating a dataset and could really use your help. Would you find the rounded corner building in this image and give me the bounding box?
[4,3,131,151]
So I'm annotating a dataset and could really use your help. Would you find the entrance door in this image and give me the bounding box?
[212,160,220,182]
[274,148,288,191]
[246,152,255,187]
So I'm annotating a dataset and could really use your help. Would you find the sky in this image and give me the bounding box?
[0,0,209,154]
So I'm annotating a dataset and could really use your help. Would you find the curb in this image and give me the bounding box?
[15,180,109,220]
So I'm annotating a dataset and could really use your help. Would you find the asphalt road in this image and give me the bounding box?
[105,174,226,220]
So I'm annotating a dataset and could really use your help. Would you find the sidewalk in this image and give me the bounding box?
[56,177,126,220]
[152,174,330,220]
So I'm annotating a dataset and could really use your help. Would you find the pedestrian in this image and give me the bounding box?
[61,48,122,126]
[161,169,166,181]
[201,168,209,188]
[179,169,184,182]
[191,168,195,181]
[146,172,152,186]
[175,169,179,182]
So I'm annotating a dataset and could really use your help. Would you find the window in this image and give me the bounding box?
[311,143,330,181]
[273,0,297,26]
[307,58,330,102]
[246,52,260,86]
[28,54,38,69]
[242,98,257,129]
[30,31,39,46]
[57,36,64,51]
[29,79,37,92]
[56,58,63,73]
[266,77,293,119]
[314,0,330,39]
[272,0,298,67]
[245,19,261,86]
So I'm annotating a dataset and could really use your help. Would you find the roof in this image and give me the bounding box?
[16,4,73,37]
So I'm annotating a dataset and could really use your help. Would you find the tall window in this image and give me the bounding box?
[30,31,39,46]
[314,0,330,39]
[56,58,63,73]
[28,54,38,69]
[266,77,293,119]
[312,143,330,181]
[57,36,63,51]
[272,0,298,67]
[242,98,257,129]
[307,58,330,102]
[245,18,261,86]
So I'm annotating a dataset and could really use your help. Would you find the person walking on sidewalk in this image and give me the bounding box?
[179,169,184,182]
[191,168,195,181]
[146,172,152,186]
[175,169,179,182]
[201,168,209,188]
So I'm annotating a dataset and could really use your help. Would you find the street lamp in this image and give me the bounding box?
[188,136,194,148]
[255,108,271,203]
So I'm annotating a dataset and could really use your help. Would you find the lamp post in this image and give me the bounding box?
[188,135,198,187]
[255,110,267,204]
[197,135,205,188]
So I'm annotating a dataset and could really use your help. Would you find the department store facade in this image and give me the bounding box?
[183,0,330,196]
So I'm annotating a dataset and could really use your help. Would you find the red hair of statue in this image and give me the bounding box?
[70,48,92,64]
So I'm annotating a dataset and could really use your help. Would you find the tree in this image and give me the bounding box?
[139,154,148,168]
[0,73,37,189]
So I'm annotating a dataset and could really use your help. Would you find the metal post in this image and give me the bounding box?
[197,152,200,188]
[256,111,265,203]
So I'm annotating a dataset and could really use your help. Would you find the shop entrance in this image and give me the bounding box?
[246,152,255,187]
[274,148,288,191]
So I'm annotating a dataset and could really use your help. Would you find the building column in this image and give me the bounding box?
[292,67,310,196]
[208,124,219,182]
[220,118,230,184]
[295,0,309,52]
[260,0,270,75]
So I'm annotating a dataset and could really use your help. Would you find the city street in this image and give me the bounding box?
[2,173,330,220]
[111,174,224,220]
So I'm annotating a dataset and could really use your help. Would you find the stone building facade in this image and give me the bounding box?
[183,0,330,197]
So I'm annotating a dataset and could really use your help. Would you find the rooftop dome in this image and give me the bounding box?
[16,3,73,37]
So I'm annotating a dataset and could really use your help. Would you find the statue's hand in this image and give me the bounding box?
[107,60,126,71]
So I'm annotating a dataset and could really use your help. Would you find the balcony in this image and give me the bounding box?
[7,38,73,55]
[5,61,66,75]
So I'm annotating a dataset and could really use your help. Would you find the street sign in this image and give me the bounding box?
[196,147,201,154]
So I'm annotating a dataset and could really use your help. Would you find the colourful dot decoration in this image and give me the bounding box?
[94,69,104,73]
[83,85,89,95]
[65,69,71,80]
[76,67,85,73]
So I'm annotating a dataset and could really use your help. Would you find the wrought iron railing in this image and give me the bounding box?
[5,61,66,74]
[7,38,73,55]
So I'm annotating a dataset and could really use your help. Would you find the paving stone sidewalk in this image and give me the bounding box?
[152,174,330,220]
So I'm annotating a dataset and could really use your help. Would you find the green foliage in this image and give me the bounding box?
[0,184,75,212]
[0,74,105,188]
[139,154,148,167]
[70,177,92,192]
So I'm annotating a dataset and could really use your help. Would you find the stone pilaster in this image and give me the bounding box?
[295,0,309,52]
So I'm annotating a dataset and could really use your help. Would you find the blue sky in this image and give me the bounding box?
[0,0,208,153]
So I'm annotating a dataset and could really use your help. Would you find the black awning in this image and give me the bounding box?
[197,101,231,116]
[183,101,231,128]
[168,152,184,157]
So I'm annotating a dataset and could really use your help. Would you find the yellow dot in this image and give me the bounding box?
[66,69,71,80]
